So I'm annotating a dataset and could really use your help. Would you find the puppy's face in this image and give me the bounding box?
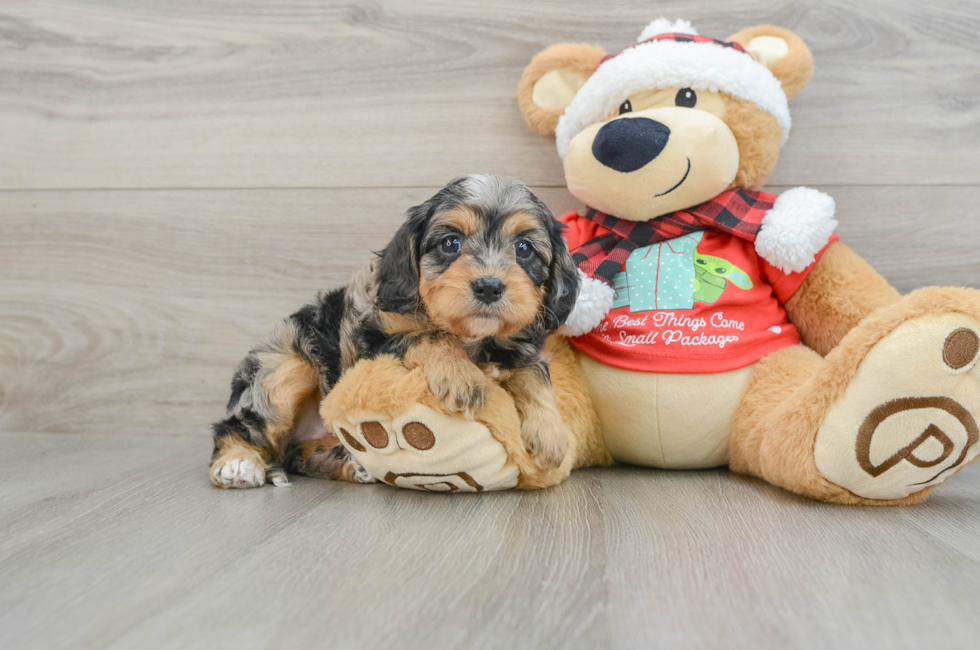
[377,175,579,340]
[418,205,553,339]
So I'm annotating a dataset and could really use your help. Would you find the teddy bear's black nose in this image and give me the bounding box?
[592,117,671,173]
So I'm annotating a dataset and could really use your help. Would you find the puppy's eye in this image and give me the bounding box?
[675,88,697,108]
[514,239,533,260]
[618,99,633,115]
[440,236,462,255]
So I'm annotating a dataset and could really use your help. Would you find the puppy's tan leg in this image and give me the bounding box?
[403,334,493,415]
[501,364,570,469]
[285,433,375,484]
[543,335,611,471]
[210,320,322,489]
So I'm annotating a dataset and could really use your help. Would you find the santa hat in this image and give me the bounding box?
[555,18,792,158]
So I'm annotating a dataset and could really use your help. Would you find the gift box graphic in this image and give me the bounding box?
[613,232,704,313]
[611,271,631,309]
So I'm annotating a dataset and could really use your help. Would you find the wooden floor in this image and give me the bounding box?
[2,1,980,648]
[3,433,980,650]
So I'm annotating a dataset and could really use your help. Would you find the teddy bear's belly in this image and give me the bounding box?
[575,352,754,469]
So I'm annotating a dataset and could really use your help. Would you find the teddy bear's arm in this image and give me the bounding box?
[783,242,900,355]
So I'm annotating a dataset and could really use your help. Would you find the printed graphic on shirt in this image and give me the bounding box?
[692,254,753,305]
[559,210,835,373]
[612,232,702,312]
[582,230,807,372]
[611,233,752,312]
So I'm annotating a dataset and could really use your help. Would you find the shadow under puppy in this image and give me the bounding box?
[210,175,580,488]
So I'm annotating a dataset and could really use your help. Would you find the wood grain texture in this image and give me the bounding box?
[1,433,978,650]
[2,186,977,436]
[1,0,979,189]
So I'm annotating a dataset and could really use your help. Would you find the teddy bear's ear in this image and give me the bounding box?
[518,43,606,136]
[727,25,814,99]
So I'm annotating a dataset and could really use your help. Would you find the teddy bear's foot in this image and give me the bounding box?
[330,403,520,492]
[815,312,980,500]
[321,353,585,492]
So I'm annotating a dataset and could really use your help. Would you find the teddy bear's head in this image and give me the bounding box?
[519,19,814,221]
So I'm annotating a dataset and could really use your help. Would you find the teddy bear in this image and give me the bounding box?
[319,19,980,504]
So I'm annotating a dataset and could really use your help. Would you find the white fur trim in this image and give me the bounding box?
[638,18,697,42]
[556,36,791,158]
[755,187,838,274]
[558,270,615,337]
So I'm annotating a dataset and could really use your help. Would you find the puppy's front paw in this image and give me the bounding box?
[426,365,492,414]
[211,457,266,489]
[523,418,570,470]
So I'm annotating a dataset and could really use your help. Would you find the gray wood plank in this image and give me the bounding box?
[1,0,978,189]
[0,432,978,650]
[2,186,977,436]
[599,469,980,649]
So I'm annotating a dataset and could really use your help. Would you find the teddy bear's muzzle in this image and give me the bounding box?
[591,117,671,173]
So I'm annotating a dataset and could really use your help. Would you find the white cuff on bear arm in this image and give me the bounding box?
[755,187,838,274]
[559,271,616,337]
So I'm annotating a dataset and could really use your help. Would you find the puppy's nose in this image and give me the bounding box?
[592,117,670,173]
[472,277,505,304]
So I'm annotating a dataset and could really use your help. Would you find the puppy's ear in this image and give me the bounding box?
[376,202,430,314]
[541,212,580,331]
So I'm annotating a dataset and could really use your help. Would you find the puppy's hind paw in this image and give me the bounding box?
[268,466,291,487]
[211,458,266,489]
[349,461,375,484]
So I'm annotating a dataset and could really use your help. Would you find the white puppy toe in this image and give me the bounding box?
[214,458,266,489]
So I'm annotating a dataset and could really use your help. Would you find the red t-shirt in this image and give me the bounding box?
[561,211,837,374]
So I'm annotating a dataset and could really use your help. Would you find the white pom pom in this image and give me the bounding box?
[755,187,838,274]
[558,271,615,337]
[638,18,698,43]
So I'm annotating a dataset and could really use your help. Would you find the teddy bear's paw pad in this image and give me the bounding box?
[332,404,519,492]
[211,458,266,489]
[815,314,980,500]
[333,420,403,456]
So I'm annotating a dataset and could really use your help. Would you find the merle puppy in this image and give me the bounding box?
[210,175,580,488]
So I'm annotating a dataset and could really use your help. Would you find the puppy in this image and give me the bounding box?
[210,175,580,488]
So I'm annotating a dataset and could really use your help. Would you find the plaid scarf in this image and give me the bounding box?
[571,188,777,285]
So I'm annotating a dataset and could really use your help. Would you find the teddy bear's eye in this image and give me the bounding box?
[675,88,697,108]
[618,99,633,115]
